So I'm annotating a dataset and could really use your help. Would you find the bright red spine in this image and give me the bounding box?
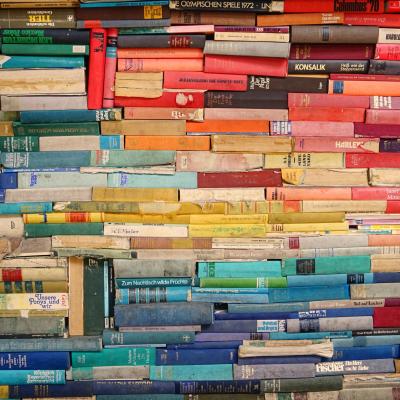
[285,0,384,13]
[375,44,400,60]
[88,28,107,110]
[386,0,400,12]
[289,107,365,122]
[197,170,283,188]
[103,28,118,108]
[330,74,400,81]
[386,201,400,213]
[346,153,400,168]
[288,93,370,108]
[374,307,400,327]
[344,13,400,27]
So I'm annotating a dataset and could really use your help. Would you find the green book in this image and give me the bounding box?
[199,277,287,288]
[84,257,106,336]
[12,122,100,136]
[24,223,104,238]
[72,347,156,367]
[1,43,89,55]
[0,136,39,152]
[282,256,371,276]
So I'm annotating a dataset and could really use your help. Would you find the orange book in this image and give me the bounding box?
[125,135,210,150]
[118,58,203,72]
[117,48,204,59]
[329,80,400,96]
[368,234,400,247]
[186,120,269,133]
[257,12,344,26]
[266,187,352,201]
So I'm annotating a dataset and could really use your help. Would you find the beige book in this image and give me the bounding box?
[0,121,13,136]
[80,166,175,174]
[214,31,290,42]
[68,257,84,336]
[5,237,52,258]
[176,151,264,172]
[239,341,334,358]
[189,224,267,238]
[298,234,369,249]
[190,214,269,225]
[205,108,288,120]
[0,69,85,95]
[179,188,265,202]
[101,120,185,135]
[378,28,400,43]
[115,72,163,98]
[92,187,178,202]
[52,236,130,250]
[0,216,24,238]
[282,168,369,186]
[103,223,188,238]
[351,283,400,299]
[371,256,400,272]
[0,238,11,259]
[0,257,67,268]
[369,168,400,186]
[5,187,92,202]
[0,95,87,111]
[299,246,400,258]
[264,153,345,169]
[310,299,386,309]
[302,200,387,213]
[40,136,123,151]
[212,135,292,153]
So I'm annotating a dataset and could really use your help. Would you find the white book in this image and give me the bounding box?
[0,95,87,111]
[179,188,265,202]
[104,223,188,238]
[52,236,130,250]
[0,216,24,238]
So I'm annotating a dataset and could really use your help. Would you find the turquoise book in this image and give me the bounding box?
[149,364,233,381]
[20,109,121,123]
[198,261,282,278]
[270,331,352,340]
[102,330,195,345]
[72,347,156,367]
[107,172,197,188]
[24,223,104,238]
[282,256,371,276]
[90,150,176,167]
[0,370,65,384]
[100,136,123,150]
[0,55,84,69]
[0,202,52,214]
[287,273,374,286]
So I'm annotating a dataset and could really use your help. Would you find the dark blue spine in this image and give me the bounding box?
[93,380,176,394]
[329,345,400,361]
[237,356,322,365]
[0,351,70,370]
[374,272,400,283]
[0,173,17,189]
[178,380,261,394]
[8,381,94,398]
[156,348,238,365]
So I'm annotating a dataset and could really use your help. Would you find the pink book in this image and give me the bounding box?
[352,187,400,200]
[346,153,400,168]
[295,137,379,153]
[375,44,400,61]
[266,187,351,201]
[370,96,400,110]
[205,108,288,121]
[289,107,365,122]
[166,25,215,33]
[288,93,369,108]
[366,109,400,124]
[270,121,354,137]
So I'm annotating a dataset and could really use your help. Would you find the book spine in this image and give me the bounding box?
[13,122,100,136]
[0,28,89,44]
[0,293,68,310]
[116,277,195,288]
[290,44,374,60]
[150,364,233,380]
[156,348,238,365]
[0,55,85,69]
[115,287,191,304]
[103,28,118,108]
[170,0,283,12]
[268,286,350,303]
[88,28,107,110]
[0,369,65,384]
[288,60,369,74]
[20,109,122,123]
[315,359,395,375]
[0,351,70,370]
[284,0,384,13]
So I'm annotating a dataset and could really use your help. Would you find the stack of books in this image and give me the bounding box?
[2,0,400,398]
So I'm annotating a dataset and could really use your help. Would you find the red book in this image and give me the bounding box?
[88,28,107,110]
[290,44,374,60]
[102,28,118,108]
[289,107,365,122]
[344,13,400,27]
[197,170,282,188]
[354,122,400,137]
[296,137,379,153]
[115,91,204,108]
[204,55,288,77]
[386,202,400,213]
[284,0,384,13]
[163,71,247,91]
[370,96,400,109]
[330,74,400,81]
[375,44,400,60]
[374,307,400,328]
[352,187,400,200]
[288,93,369,108]
[366,109,400,124]
[386,1,400,12]
[346,153,400,168]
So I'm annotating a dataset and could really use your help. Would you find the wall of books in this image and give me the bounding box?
[1,0,400,398]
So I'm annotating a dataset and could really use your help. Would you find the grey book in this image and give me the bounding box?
[234,363,316,380]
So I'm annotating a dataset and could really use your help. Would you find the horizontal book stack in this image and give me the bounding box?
[3,0,400,398]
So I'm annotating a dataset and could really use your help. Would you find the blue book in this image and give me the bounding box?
[0,370,65,384]
[0,352,70,370]
[100,136,123,150]
[107,172,198,189]
[0,172,17,189]
[0,55,84,69]
[197,261,282,278]
[193,288,270,294]
[270,331,352,340]
[195,332,269,342]
[115,287,191,304]
[228,302,309,313]
[116,277,197,289]
[20,109,121,123]
[268,285,350,303]
[289,308,374,320]
[374,272,400,283]
[0,202,52,214]
[8,381,94,398]
[214,310,290,320]
[102,330,195,346]
[93,380,176,395]
[166,341,242,349]
[178,380,261,394]
[156,348,237,365]
[81,0,168,6]
[333,335,400,348]
[191,292,269,304]
[237,356,322,365]
[202,319,286,333]
[287,273,374,286]
[0,189,4,203]
[329,345,400,361]
[115,303,214,327]
[150,364,233,381]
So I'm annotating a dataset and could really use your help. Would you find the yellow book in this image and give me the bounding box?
[23,212,104,224]
[190,214,269,224]
[0,121,13,136]
[268,212,345,224]
[212,135,292,153]
[189,224,267,238]
[115,71,163,98]
[281,168,369,186]
[359,225,400,230]
[0,293,68,310]
[0,281,68,293]
[301,200,387,213]
[92,187,178,202]
[264,153,345,169]
[104,213,191,224]
[266,222,349,233]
